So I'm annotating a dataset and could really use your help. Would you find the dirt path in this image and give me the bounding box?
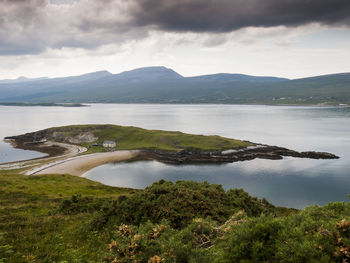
[27,150,140,176]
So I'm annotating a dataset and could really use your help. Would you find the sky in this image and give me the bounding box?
[0,0,350,79]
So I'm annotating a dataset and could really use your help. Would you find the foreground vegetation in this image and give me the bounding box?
[1,169,350,262]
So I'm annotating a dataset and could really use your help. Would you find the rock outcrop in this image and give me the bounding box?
[140,146,339,164]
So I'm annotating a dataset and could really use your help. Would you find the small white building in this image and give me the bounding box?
[102,140,116,148]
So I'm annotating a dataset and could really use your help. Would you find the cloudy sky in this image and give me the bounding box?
[1,0,350,79]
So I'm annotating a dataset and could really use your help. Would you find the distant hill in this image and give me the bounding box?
[0,76,49,84]
[0,66,349,105]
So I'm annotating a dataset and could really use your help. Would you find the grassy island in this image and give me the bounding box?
[4,125,338,176]
[12,124,254,153]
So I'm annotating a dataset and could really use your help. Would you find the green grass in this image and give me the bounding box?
[0,168,292,262]
[45,124,253,152]
[0,169,135,262]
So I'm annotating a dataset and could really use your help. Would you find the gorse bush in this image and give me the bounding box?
[58,193,113,215]
[215,202,350,263]
[93,180,279,229]
[103,202,350,263]
[103,219,219,263]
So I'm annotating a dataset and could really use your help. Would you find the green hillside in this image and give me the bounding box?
[1,169,350,262]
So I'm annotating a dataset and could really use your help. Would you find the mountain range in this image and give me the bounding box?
[0,66,349,105]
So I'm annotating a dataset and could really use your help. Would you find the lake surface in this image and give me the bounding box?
[1,104,349,208]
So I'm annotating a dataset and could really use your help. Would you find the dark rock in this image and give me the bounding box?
[140,146,339,165]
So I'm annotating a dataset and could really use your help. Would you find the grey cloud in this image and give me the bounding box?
[0,0,349,56]
[131,0,350,32]
[0,0,50,55]
[0,0,143,55]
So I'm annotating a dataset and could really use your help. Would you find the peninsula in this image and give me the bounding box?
[4,124,339,176]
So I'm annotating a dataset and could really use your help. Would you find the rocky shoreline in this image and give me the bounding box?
[5,132,339,166]
[5,138,67,158]
[139,145,339,164]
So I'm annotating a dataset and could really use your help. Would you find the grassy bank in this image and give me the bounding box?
[0,169,135,262]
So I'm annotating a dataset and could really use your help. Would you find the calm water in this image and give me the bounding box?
[1,104,349,208]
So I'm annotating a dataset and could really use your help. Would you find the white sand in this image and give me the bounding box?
[29,150,140,176]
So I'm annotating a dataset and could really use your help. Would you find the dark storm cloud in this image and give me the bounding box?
[132,0,350,32]
[0,0,350,56]
[0,0,142,55]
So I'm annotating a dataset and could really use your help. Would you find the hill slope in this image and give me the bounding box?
[1,169,349,262]
[0,67,349,105]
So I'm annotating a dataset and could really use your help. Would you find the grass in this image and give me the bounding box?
[0,168,294,262]
[1,168,349,262]
[45,124,253,153]
[0,169,136,262]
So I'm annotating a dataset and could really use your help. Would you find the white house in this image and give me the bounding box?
[102,140,116,148]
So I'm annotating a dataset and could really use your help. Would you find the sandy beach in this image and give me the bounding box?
[0,141,87,170]
[27,150,140,176]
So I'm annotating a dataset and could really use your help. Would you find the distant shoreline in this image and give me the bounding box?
[84,102,349,107]
[1,102,349,107]
[0,102,88,107]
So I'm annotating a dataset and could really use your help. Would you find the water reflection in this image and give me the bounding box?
[1,104,350,208]
[83,156,346,209]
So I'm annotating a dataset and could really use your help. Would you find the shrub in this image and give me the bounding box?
[216,203,350,262]
[58,194,112,215]
[94,180,278,229]
[103,219,215,263]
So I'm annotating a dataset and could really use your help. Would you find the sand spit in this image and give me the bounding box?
[0,141,87,170]
[26,150,140,176]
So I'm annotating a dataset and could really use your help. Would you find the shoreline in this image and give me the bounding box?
[16,145,339,177]
[138,146,339,165]
[27,150,140,176]
[5,139,82,159]
[1,131,340,176]
[0,140,87,170]
[84,102,349,107]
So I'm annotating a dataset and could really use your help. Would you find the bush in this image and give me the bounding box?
[216,203,350,262]
[103,219,216,263]
[58,194,112,215]
[94,180,278,229]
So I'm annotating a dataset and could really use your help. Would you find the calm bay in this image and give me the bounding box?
[1,104,349,208]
